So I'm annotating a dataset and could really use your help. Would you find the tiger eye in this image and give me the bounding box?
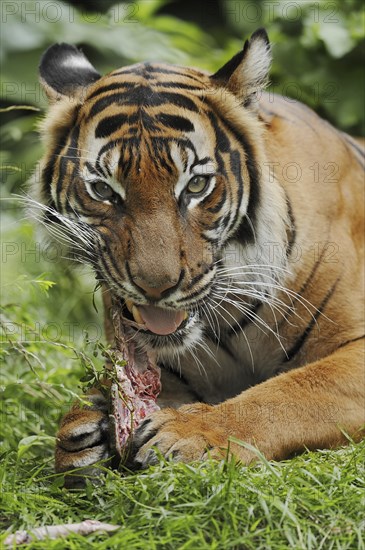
[92,180,114,200]
[187,175,209,194]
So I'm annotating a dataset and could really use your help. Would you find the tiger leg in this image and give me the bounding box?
[55,370,197,485]
[55,390,111,487]
[131,339,365,467]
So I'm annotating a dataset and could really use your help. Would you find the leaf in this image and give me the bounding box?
[17,435,55,459]
[31,274,57,295]
[0,105,40,113]
[50,474,66,490]
[318,22,354,58]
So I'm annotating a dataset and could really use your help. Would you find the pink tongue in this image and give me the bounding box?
[138,305,186,336]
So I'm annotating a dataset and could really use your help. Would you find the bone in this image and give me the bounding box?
[4,520,119,546]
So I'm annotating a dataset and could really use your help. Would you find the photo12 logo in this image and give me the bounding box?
[1,1,139,24]
[224,1,339,24]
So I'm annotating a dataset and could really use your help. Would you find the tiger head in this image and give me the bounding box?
[34,29,288,358]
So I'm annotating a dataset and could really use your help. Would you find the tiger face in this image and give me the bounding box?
[35,30,288,359]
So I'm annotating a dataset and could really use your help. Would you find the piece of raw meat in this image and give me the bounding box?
[108,297,161,461]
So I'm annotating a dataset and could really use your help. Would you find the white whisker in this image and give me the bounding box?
[209,297,255,370]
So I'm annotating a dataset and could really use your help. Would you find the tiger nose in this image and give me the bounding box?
[133,277,181,300]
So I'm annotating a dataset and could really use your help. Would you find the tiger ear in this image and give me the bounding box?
[211,28,271,102]
[39,43,101,103]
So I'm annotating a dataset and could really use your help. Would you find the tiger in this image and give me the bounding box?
[33,29,364,484]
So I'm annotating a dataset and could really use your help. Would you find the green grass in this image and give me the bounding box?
[1,444,364,549]
[1,218,365,549]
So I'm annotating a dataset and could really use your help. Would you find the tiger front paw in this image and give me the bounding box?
[130,404,231,468]
[55,392,111,487]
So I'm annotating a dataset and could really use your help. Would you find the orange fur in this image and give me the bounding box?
[35,34,364,477]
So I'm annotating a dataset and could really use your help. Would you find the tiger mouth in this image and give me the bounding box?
[124,300,189,336]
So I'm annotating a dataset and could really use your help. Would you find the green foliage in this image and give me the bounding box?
[223,0,365,134]
[0,443,364,548]
[0,218,104,453]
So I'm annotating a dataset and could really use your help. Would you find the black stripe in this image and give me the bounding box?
[151,138,174,174]
[207,111,230,153]
[226,149,244,234]
[88,88,154,117]
[100,244,126,284]
[64,164,78,216]
[104,161,112,178]
[107,68,145,76]
[176,277,214,303]
[96,138,127,166]
[85,161,104,178]
[201,233,219,246]
[95,155,110,179]
[55,159,72,210]
[88,93,129,119]
[276,241,329,333]
[156,114,194,132]
[336,334,365,351]
[70,194,96,217]
[143,67,204,83]
[174,138,199,161]
[206,187,227,213]
[185,264,215,291]
[284,278,340,362]
[185,272,206,291]
[112,66,204,83]
[42,155,59,200]
[232,138,260,243]
[43,202,59,226]
[157,82,203,90]
[227,300,262,337]
[201,216,223,231]
[87,81,137,100]
[55,124,80,201]
[218,339,237,360]
[154,92,200,112]
[207,107,261,244]
[95,114,133,138]
[194,156,213,167]
[298,245,327,299]
[98,253,120,289]
[140,111,160,132]
[215,150,227,178]
[41,114,77,201]
[118,148,132,179]
[286,196,296,257]
[142,138,155,164]
[205,328,237,360]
